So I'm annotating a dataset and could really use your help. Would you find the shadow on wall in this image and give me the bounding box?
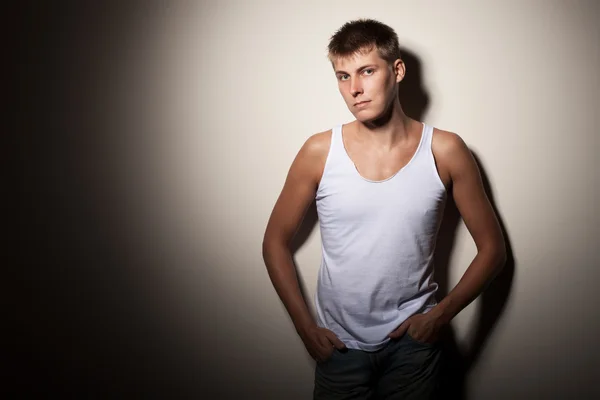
[434,153,516,399]
[288,47,516,399]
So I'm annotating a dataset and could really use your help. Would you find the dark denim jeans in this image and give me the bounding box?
[314,332,442,400]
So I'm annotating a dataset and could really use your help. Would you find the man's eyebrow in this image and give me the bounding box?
[335,65,376,75]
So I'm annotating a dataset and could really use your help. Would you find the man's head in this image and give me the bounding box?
[328,19,405,122]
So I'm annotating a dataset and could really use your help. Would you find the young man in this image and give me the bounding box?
[262,19,506,399]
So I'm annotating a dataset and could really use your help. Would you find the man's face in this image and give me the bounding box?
[332,47,403,122]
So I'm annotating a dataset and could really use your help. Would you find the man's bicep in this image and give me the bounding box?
[449,139,503,250]
[264,142,322,246]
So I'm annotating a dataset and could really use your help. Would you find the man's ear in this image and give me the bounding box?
[394,59,405,83]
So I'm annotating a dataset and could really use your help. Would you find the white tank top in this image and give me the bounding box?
[314,122,447,351]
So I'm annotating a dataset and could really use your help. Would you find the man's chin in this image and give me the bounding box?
[353,112,378,123]
[352,109,394,127]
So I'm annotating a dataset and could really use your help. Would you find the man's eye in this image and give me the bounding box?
[340,75,349,81]
[364,69,374,75]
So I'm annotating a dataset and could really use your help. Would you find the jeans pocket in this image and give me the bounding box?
[317,348,338,365]
[405,332,436,347]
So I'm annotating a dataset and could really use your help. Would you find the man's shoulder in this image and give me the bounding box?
[300,128,333,160]
[289,129,333,184]
[431,128,469,160]
[431,128,477,183]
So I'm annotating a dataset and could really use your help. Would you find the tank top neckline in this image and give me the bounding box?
[338,122,427,184]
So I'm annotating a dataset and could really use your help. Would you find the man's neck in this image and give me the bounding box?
[354,101,416,149]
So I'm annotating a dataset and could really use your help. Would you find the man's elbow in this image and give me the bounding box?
[489,238,507,272]
[478,237,506,270]
[262,231,289,260]
[262,235,276,261]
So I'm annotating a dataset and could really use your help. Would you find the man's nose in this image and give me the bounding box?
[350,78,363,97]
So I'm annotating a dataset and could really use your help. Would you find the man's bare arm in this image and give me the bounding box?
[430,132,507,325]
[263,131,346,361]
[262,134,323,332]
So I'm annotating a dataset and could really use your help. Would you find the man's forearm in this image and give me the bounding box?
[262,240,316,333]
[430,244,506,325]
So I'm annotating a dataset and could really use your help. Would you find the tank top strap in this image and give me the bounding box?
[417,123,434,156]
[332,124,343,152]
[424,123,434,148]
[326,123,350,167]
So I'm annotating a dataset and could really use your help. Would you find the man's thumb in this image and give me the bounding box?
[326,331,347,350]
[389,320,410,339]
